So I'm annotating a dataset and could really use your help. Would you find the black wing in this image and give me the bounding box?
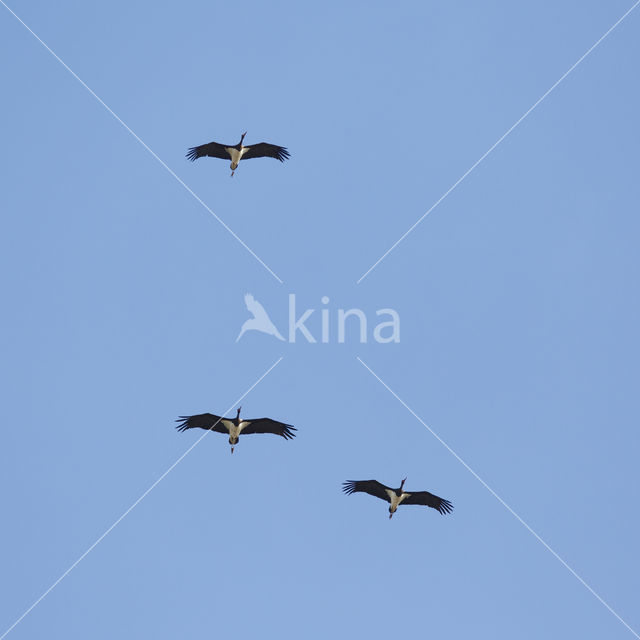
[175,413,228,433]
[240,418,296,439]
[342,480,392,503]
[186,141,231,162]
[402,491,454,515]
[241,143,290,162]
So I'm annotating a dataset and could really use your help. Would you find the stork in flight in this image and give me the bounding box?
[186,131,290,176]
[236,293,285,342]
[175,407,296,453]
[342,478,453,519]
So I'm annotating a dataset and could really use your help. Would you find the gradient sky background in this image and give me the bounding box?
[1,1,640,638]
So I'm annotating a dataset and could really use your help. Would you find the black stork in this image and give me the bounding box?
[186,131,290,176]
[342,478,453,519]
[175,407,296,453]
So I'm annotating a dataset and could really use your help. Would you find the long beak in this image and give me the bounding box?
[389,512,393,520]
[231,446,234,454]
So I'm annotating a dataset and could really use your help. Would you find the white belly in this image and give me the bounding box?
[225,147,246,166]
[220,419,235,433]
[387,490,410,512]
[224,421,250,440]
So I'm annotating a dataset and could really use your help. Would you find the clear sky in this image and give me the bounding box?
[1,1,639,638]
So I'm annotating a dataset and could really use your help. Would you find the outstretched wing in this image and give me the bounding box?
[175,413,228,433]
[402,491,454,515]
[241,418,296,439]
[241,143,290,162]
[342,480,392,503]
[186,141,231,162]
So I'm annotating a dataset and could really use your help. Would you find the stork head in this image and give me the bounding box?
[240,131,247,143]
[236,406,242,419]
[400,477,407,490]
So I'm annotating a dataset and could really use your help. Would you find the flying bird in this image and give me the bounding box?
[342,478,453,519]
[175,407,296,453]
[186,131,290,176]
[236,293,285,342]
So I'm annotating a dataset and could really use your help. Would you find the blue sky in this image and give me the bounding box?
[1,1,640,638]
